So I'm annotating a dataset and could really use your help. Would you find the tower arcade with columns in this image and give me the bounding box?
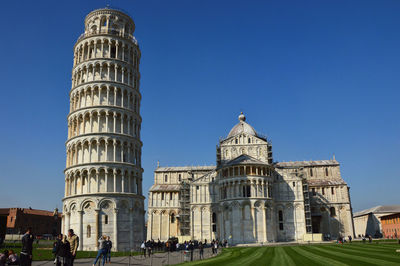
[62,8,145,251]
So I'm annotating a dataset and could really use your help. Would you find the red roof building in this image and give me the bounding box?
[0,208,61,237]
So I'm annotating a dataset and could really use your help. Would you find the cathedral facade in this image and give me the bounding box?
[147,113,354,244]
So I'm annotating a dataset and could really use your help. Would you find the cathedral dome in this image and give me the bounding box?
[227,112,258,138]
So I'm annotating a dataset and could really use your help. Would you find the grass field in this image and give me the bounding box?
[179,241,400,266]
[1,241,143,261]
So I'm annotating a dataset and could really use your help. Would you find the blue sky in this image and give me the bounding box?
[0,0,399,213]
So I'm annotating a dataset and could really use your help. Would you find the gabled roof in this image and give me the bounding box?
[222,154,267,167]
[353,205,400,217]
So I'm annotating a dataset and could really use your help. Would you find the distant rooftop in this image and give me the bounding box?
[275,160,339,168]
[353,205,400,217]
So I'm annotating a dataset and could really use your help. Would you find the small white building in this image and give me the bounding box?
[147,113,354,244]
[353,205,400,238]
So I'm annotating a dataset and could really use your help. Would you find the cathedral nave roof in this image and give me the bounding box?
[275,159,339,168]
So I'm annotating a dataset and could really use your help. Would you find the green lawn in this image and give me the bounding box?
[179,241,400,266]
[1,242,144,261]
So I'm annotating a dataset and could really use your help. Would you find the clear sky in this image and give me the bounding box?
[0,0,399,213]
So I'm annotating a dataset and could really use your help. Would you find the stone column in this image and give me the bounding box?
[263,207,267,242]
[159,212,162,240]
[121,173,125,193]
[129,208,134,250]
[113,172,117,192]
[252,207,256,240]
[167,212,170,240]
[220,211,224,240]
[113,209,118,251]
[65,212,71,234]
[95,209,100,247]
[78,210,84,250]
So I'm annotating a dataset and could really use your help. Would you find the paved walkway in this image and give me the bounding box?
[32,248,217,266]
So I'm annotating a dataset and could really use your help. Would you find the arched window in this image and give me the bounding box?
[170,213,175,223]
[87,225,91,238]
[178,174,181,182]
[165,175,168,182]
[330,207,336,217]
[248,138,251,143]
[212,212,217,223]
[278,210,284,230]
[325,168,329,176]
[310,168,313,177]
[104,215,108,224]
[235,139,238,144]
[278,210,283,221]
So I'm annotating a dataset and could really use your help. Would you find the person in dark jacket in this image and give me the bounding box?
[58,235,71,266]
[52,234,63,266]
[188,241,194,261]
[104,236,112,264]
[20,227,34,266]
[199,242,204,260]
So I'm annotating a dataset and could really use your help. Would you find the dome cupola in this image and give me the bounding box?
[227,112,258,138]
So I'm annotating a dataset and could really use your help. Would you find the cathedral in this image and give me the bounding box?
[147,113,355,244]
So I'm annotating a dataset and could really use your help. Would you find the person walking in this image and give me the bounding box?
[93,236,107,266]
[104,236,112,264]
[214,241,218,255]
[20,227,34,266]
[141,241,146,257]
[67,229,79,266]
[146,240,152,257]
[199,242,204,260]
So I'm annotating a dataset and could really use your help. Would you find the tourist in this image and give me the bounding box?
[176,242,180,251]
[7,249,19,265]
[0,250,9,266]
[93,236,107,266]
[368,235,372,243]
[58,235,71,266]
[199,242,204,260]
[105,236,112,263]
[146,240,152,256]
[67,229,79,266]
[348,235,352,243]
[214,241,218,254]
[20,227,34,266]
[52,234,63,265]
[188,241,194,261]
[141,241,146,257]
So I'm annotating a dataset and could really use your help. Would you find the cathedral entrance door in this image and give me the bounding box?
[312,216,321,233]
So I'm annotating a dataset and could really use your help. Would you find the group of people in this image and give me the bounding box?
[140,238,221,261]
[0,250,19,265]
[92,236,112,266]
[52,229,79,266]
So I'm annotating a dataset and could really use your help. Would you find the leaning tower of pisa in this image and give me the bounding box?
[62,7,144,251]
